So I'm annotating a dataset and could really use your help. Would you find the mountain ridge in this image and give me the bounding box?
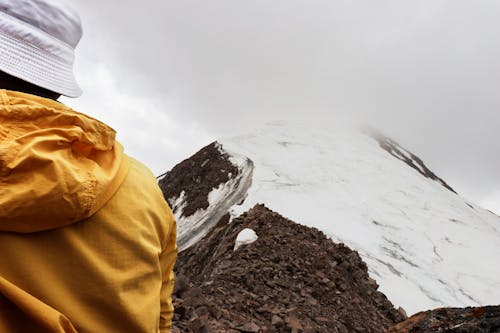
[159,122,500,316]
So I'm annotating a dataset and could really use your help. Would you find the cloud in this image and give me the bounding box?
[62,60,213,175]
[481,191,500,216]
[69,0,500,205]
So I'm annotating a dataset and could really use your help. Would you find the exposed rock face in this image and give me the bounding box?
[159,142,240,217]
[172,205,406,332]
[388,306,500,333]
[366,128,456,193]
[159,142,253,250]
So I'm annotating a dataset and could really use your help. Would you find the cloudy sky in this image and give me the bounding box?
[64,0,500,214]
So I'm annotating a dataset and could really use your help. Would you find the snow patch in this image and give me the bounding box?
[234,228,259,251]
[169,190,187,216]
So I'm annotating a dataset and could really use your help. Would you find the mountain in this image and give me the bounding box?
[159,122,500,316]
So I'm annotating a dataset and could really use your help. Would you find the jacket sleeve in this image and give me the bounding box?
[159,212,177,333]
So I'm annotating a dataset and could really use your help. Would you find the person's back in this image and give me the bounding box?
[0,1,177,332]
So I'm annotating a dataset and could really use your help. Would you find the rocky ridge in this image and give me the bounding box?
[172,204,406,332]
[365,128,456,193]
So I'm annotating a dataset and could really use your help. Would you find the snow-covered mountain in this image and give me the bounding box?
[161,121,500,316]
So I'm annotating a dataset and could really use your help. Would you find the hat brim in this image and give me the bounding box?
[0,31,82,98]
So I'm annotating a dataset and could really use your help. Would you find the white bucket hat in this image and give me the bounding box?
[0,0,82,97]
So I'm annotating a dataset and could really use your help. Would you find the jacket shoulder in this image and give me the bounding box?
[112,156,176,250]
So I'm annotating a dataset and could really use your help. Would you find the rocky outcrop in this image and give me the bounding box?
[159,142,241,218]
[365,128,456,193]
[172,205,406,333]
[159,142,253,250]
[388,306,500,333]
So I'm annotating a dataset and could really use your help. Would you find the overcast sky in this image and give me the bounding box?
[64,0,500,214]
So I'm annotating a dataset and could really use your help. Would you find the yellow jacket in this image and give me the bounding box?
[0,90,176,333]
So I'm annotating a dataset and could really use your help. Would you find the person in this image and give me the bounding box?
[0,0,177,332]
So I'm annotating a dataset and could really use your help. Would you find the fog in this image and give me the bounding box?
[65,0,500,213]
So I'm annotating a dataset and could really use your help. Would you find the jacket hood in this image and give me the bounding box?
[0,89,130,233]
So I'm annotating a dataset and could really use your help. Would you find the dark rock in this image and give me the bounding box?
[271,315,284,327]
[174,275,190,297]
[159,142,240,217]
[286,315,303,333]
[237,322,260,332]
[388,306,500,333]
[188,314,210,333]
[366,128,456,193]
[396,307,408,320]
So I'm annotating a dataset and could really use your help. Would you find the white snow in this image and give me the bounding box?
[169,190,187,215]
[217,121,500,315]
[234,228,259,251]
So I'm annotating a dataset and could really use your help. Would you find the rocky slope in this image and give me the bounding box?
[389,306,500,333]
[172,204,406,332]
